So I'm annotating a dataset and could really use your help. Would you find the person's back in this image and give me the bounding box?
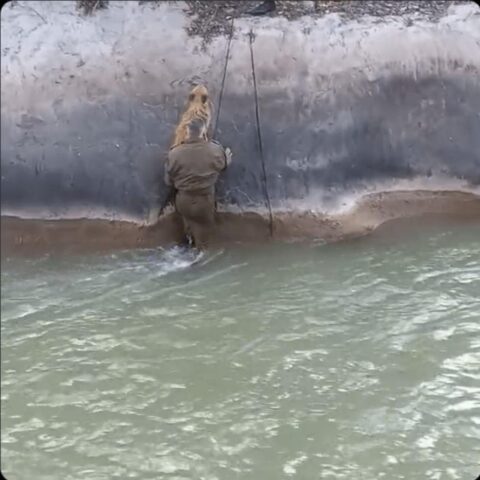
[167,139,227,194]
[165,118,232,249]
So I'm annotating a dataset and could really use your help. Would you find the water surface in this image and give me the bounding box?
[2,220,480,480]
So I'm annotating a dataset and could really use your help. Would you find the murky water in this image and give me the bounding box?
[1,220,480,480]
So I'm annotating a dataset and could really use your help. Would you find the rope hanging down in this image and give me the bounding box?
[212,18,235,139]
[249,29,274,237]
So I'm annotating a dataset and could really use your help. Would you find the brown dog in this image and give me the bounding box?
[171,84,212,149]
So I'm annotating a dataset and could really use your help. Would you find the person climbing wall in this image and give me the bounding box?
[164,118,233,250]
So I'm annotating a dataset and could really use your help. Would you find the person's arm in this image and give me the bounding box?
[210,140,232,171]
[158,153,177,218]
[164,154,172,186]
[224,147,232,168]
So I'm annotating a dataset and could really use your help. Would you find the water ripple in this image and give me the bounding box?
[2,223,480,479]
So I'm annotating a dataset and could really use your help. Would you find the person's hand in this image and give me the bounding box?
[225,147,233,166]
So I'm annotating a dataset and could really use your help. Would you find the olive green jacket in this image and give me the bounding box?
[165,139,229,194]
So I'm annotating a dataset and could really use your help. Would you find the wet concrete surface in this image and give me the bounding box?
[3,191,479,256]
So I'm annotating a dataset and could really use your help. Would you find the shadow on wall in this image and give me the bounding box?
[216,73,480,210]
[2,73,479,220]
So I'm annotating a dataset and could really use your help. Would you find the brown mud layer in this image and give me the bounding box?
[2,190,479,257]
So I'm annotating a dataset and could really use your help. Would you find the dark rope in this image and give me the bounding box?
[212,17,234,139]
[249,30,273,237]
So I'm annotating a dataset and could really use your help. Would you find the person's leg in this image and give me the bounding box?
[181,217,194,247]
[176,191,216,250]
[188,220,208,250]
[175,192,194,246]
[187,193,216,250]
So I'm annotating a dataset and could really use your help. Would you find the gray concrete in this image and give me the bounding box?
[1,1,479,223]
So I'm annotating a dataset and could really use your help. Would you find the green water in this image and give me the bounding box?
[1,221,480,480]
